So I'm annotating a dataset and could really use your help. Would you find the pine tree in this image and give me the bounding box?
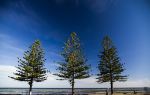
[55,32,90,95]
[9,40,47,95]
[97,36,127,95]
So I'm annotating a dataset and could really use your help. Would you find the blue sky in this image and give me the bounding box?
[0,0,150,88]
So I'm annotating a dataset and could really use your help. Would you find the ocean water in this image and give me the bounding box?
[0,87,149,95]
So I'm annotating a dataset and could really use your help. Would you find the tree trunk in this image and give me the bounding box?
[71,81,74,95]
[71,75,75,95]
[110,78,113,95]
[29,79,33,95]
[110,68,113,95]
[105,89,108,95]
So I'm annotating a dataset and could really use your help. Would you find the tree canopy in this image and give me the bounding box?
[9,40,47,95]
[55,32,90,95]
[97,36,127,94]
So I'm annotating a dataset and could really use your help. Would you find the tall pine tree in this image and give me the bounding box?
[97,36,127,95]
[55,32,90,95]
[9,40,47,95]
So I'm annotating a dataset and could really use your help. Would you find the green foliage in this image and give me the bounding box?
[55,32,90,94]
[9,40,47,86]
[97,36,127,94]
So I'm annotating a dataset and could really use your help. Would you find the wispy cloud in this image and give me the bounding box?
[53,0,117,13]
[85,0,116,13]
[0,33,24,66]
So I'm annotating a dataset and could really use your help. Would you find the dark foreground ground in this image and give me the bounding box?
[0,93,150,95]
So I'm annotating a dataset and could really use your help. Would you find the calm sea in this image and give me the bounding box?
[0,87,149,95]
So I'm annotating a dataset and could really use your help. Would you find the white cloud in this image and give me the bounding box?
[0,65,27,87]
[114,79,150,87]
[76,77,150,88]
[0,65,69,88]
[0,65,150,88]
[0,65,16,73]
[33,73,70,88]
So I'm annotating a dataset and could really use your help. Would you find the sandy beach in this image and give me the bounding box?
[89,92,150,95]
[0,93,150,95]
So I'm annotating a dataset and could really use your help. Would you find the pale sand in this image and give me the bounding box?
[89,92,150,95]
